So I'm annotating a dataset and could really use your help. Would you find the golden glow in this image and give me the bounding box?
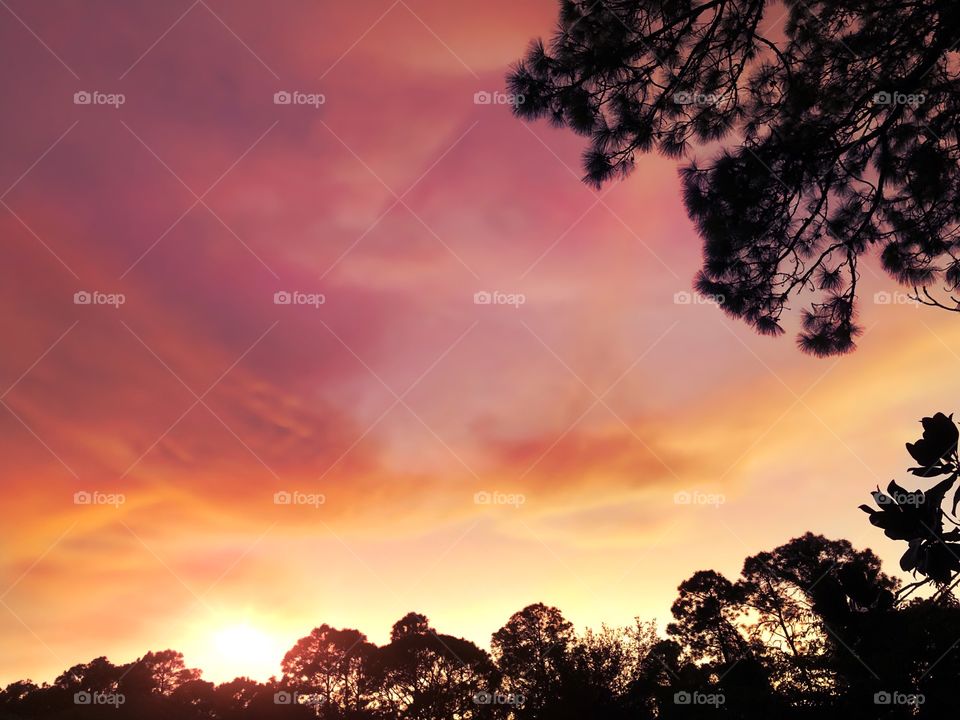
[190,622,287,684]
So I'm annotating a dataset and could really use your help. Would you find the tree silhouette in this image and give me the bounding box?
[737,534,895,705]
[861,411,960,591]
[120,649,200,697]
[491,603,574,718]
[281,624,376,717]
[508,0,960,355]
[564,624,638,711]
[668,570,748,666]
[374,613,495,720]
[5,540,960,718]
[207,677,262,720]
[2,542,960,719]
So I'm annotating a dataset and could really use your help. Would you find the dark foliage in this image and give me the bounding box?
[862,411,960,586]
[3,533,959,719]
[508,0,960,354]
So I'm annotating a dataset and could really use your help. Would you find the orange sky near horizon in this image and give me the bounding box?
[2,0,960,687]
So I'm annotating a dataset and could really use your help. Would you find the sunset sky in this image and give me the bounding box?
[3,0,960,687]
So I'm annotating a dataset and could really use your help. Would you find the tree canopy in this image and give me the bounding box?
[4,530,960,719]
[861,411,960,590]
[509,0,960,355]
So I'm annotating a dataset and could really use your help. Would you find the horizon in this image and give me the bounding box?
[3,0,960,699]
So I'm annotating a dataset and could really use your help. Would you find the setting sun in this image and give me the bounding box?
[190,623,287,684]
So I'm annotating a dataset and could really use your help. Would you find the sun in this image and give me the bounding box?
[190,622,287,684]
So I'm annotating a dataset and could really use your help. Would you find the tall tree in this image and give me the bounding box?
[668,570,749,665]
[118,650,201,697]
[281,624,377,717]
[737,534,896,704]
[561,624,647,719]
[374,613,495,720]
[510,0,960,354]
[491,603,574,718]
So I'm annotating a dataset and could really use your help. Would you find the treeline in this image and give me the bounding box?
[2,533,959,720]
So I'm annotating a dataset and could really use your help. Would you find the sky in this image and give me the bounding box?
[2,0,960,687]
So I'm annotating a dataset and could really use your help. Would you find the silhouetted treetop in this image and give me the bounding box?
[4,535,960,719]
[389,612,433,642]
[862,411,960,587]
[491,603,574,716]
[668,570,748,666]
[509,0,960,355]
[905,411,959,477]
